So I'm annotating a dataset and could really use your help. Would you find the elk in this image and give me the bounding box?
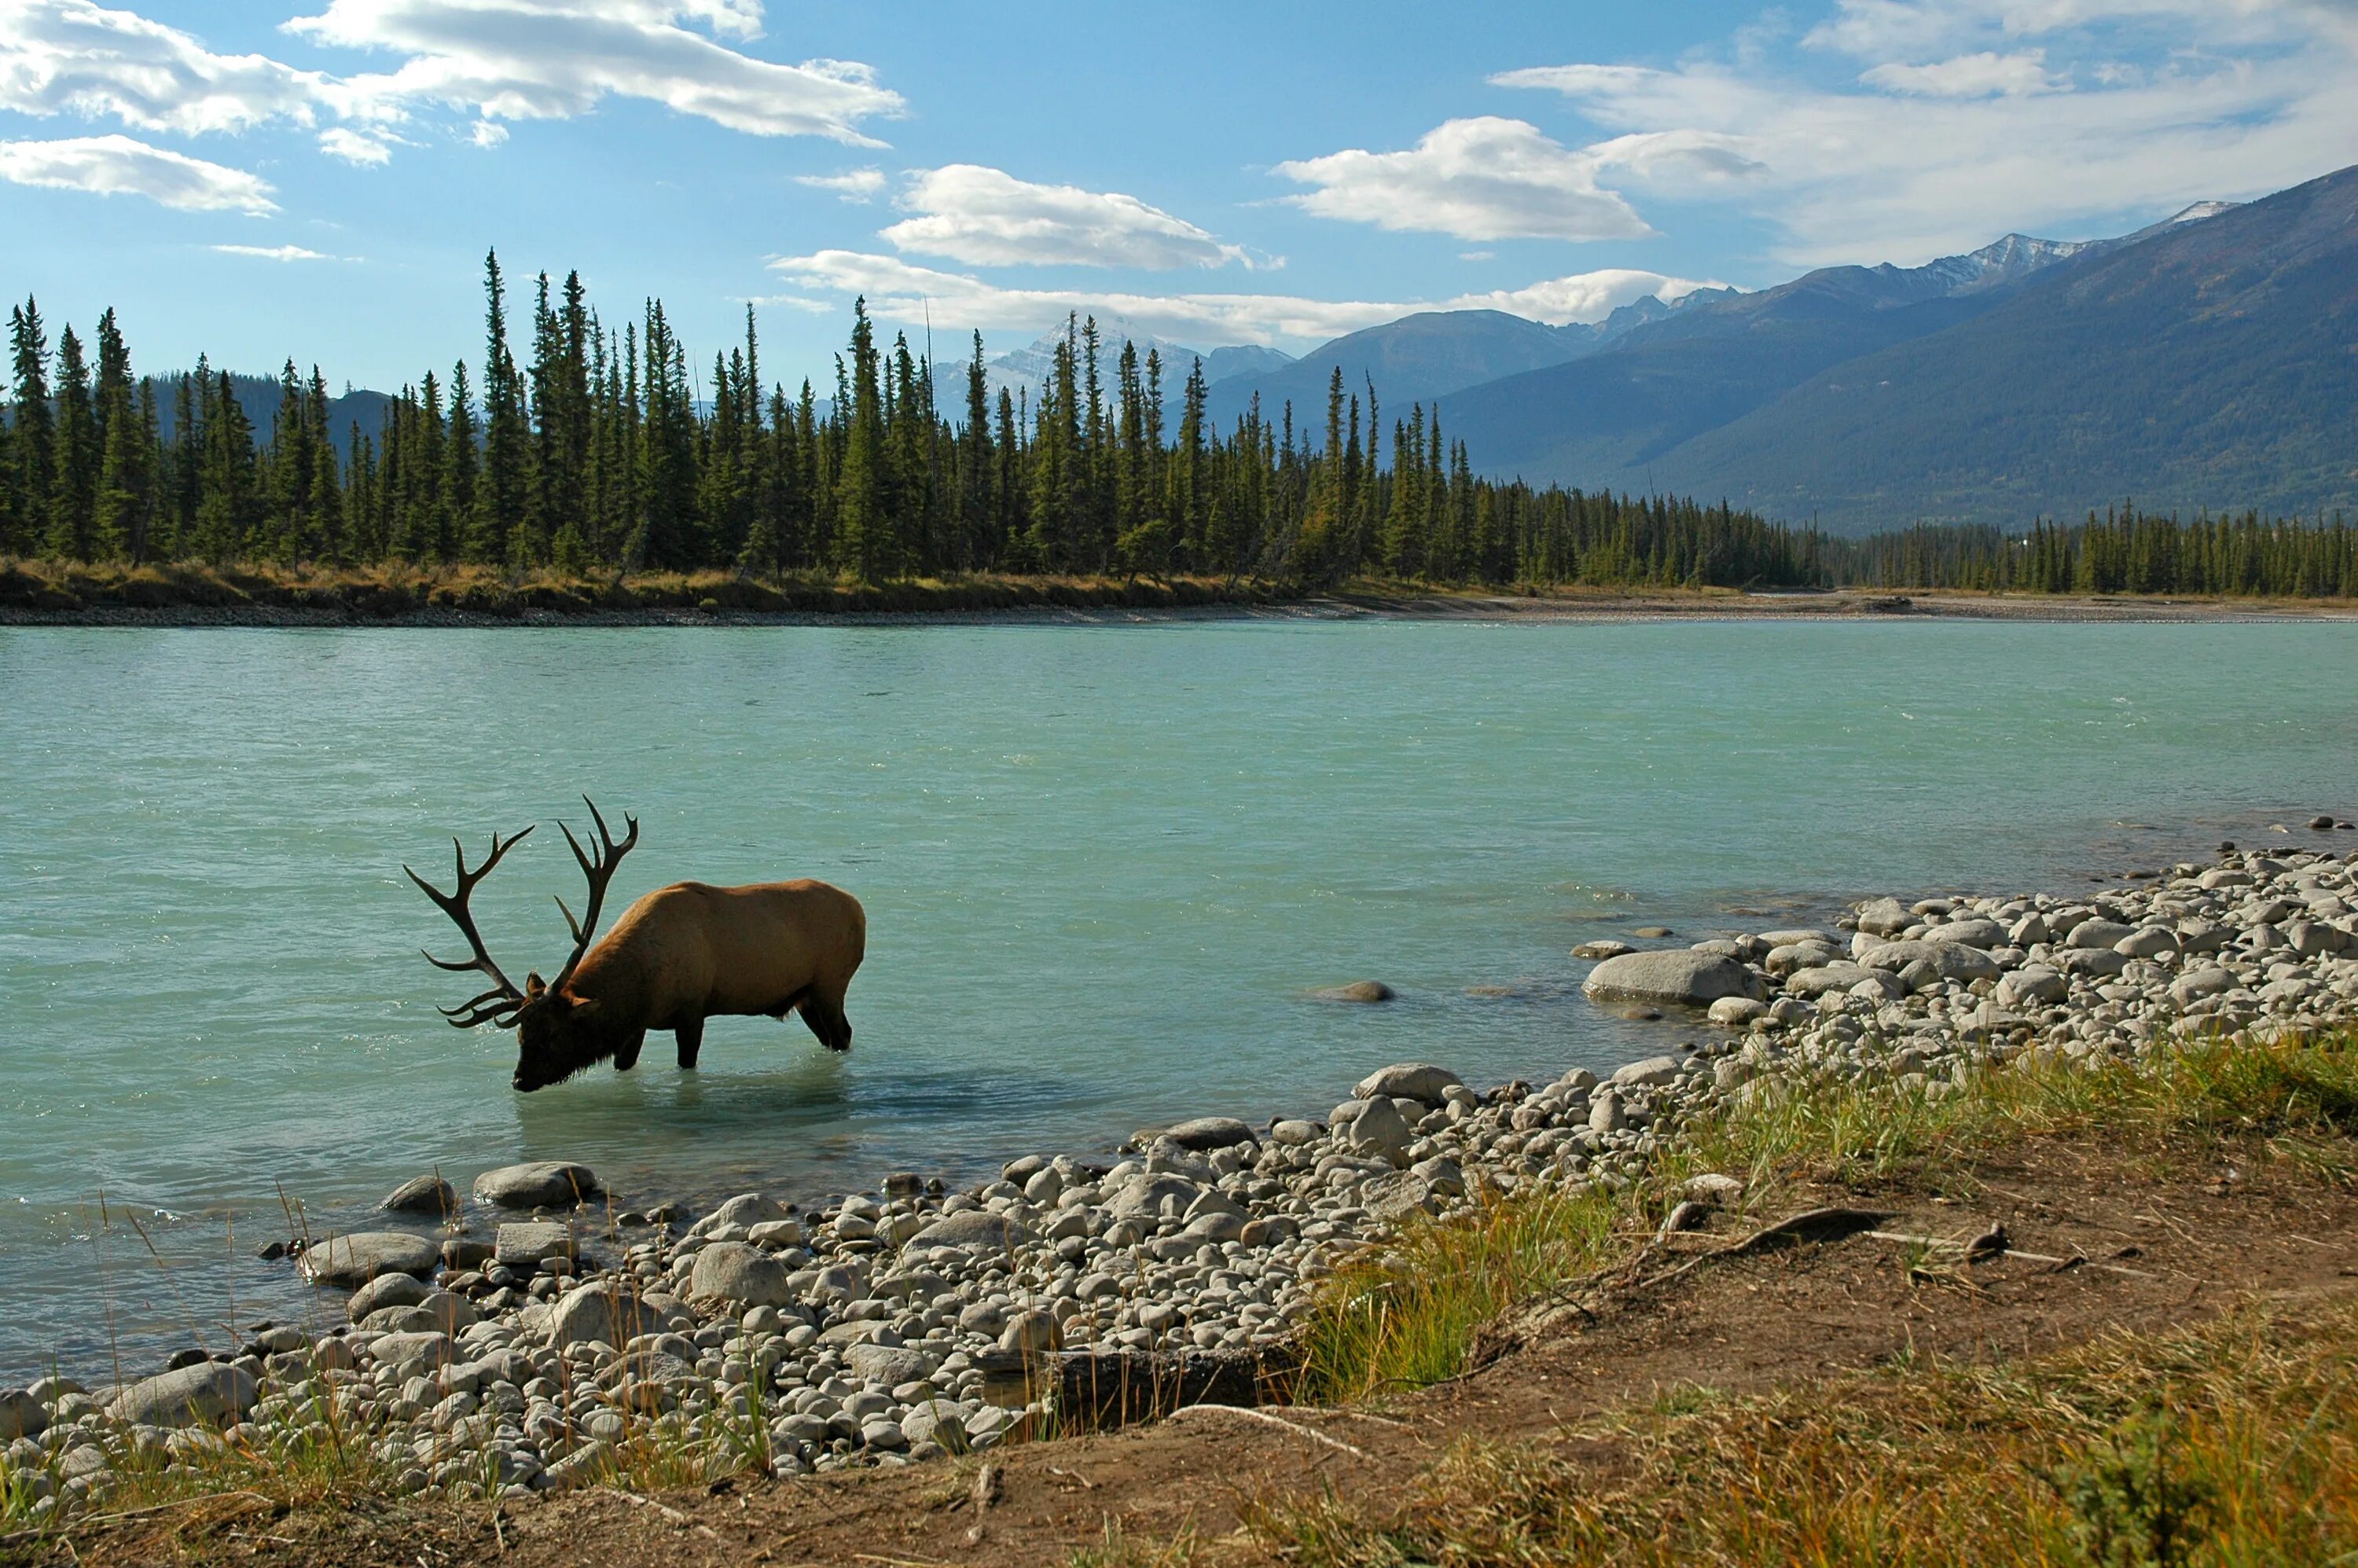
[406,799,866,1092]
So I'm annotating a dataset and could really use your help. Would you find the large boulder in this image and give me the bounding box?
[1857,941,2000,983]
[0,1390,47,1441]
[108,1362,257,1430]
[1155,1117,1260,1152]
[1784,961,1876,997]
[298,1231,439,1287]
[688,1241,795,1307]
[1103,1174,1204,1223]
[1923,918,2006,949]
[1582,950,1761,1007]
[549,1280,630,1350]
[346,1272,433,1324]
[906,1210,1030,1250]
[1352,1063,1464,1105]
[379,1175,457,1215]
[1853,897,1912,936]
[846,1342,934,1387]
[1342,1097,1414,1163]
[495,1221,582,1269]
[472,1162,601,1209]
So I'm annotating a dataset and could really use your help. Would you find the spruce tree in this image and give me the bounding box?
[46,325,97,560]
[834,298,891,582]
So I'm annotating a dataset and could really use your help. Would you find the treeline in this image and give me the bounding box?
[4,263,2350,598]
[0,257,1824,590]
[1819,507,2358,598]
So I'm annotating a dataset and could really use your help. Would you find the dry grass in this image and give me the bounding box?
[0,556,1279,616]
[1293,1030,2358,1408]
[1248,1295,2358,1566]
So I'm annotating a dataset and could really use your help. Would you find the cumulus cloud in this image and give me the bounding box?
[796,166,883,200]
[768,249,1714,344]
[879,164,1257,270]
[211,242,337,259]
[0,132,277,211]
[1493,0,2358,266]
[0,0,322,134]
[285,0,905,145]
[1273,116,1653,243]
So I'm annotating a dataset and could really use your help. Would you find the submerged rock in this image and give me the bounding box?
[380,1175,457,1215]
[1351,1063,1464,1104]
[1311,980,1396,1003]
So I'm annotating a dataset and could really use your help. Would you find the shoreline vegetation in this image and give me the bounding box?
[7,269,2355,618]
[2,557,2352,627]
[5,835,2356,1565]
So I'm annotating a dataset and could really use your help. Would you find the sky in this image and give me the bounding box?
[2,0,2355,393]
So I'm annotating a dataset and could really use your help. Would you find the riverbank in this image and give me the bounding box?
[5,835,2356,1561]
[3,558,2352,626]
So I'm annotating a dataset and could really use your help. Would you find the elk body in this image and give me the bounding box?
[406,800,866,1092]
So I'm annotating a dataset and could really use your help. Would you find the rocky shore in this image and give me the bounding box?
[6,834,2356,1527]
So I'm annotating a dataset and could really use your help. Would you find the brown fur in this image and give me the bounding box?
[509,879,865,1092]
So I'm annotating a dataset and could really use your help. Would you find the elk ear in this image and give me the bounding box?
[567,994,601,1019]
[525,971,546,997]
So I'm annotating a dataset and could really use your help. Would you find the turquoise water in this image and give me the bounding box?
[3,616,2355,1379]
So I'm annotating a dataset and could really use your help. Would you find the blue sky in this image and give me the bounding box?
[3,0,2353,392]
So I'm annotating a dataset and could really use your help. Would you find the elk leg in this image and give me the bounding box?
[613,1030,645,1072]
[676,1016,704,1070]
[800,995,853,1053]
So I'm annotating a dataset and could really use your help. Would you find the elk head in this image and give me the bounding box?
[404,796,639,1092]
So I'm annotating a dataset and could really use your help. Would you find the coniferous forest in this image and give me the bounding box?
[2,254,2352,601]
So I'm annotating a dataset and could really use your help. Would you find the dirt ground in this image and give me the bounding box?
[20,1132,2357,1568]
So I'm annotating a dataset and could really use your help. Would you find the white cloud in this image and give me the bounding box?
[469,117,508,147]
[1493,1,2358,266]
[0,0,322,134]
[1447,268,1724,323]
[318,125,394,163]
[767,249,1716,345]
[796,165,883,200]
[1272,116,1652,243]
[0,132,277,211]
[285,0,905,145]
[211,242,337,259]
[1861,49,2062,94]
[879,164,1257,270]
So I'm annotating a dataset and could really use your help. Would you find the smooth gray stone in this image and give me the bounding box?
[107,1363,257,1430]
[472,1162,601,1209]
[688,1241,796,1307]
[298,1231,440,1286]
[0,1390,47,1441]
[346,1272,432,1324]
[1155,1116,1260,1151]
[905,1210,1030,1249]
[1582,949,1761,1006]
[494,1221,579,1268]
[1351,1063,1464,1105]
[845,1342,932,1386]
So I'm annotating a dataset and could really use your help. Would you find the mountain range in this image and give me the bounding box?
[1196,177,2355,533]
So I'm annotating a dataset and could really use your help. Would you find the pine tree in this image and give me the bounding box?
[47,324,97,560]
[478,252,531,567]
[834,298,892,582]
[92,310,144,560]
[8,299,55,558]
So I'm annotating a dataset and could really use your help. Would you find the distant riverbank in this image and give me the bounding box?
[4,560,2353,627]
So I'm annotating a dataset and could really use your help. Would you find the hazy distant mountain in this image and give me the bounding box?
[1603,169,2357,531]
[1203,343,1293,386]
[979,314,1206,410]
[1203,310,1585,431]
[151,372,391,458]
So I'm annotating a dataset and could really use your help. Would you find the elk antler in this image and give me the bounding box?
[404,825,534,1027]
[550,796,639,992]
